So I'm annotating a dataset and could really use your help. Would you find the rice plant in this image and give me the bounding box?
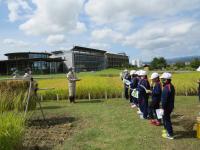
[0,80,36,112]
[37,71,199,100]
[0,112,25,150]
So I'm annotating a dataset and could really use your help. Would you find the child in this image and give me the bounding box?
[149,72,162,126]
[137,70,150,119]
[129,70,139,108]
[160,72,175,140]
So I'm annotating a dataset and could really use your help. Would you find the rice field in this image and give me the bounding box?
[37,69,200,100]
[0,69,199,150]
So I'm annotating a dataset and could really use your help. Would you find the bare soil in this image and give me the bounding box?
[22,115,76,150]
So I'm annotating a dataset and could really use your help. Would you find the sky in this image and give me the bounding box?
[0,0,200,61]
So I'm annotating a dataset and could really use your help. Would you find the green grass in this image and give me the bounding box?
[30,96,200,150]
[0,112,25,150]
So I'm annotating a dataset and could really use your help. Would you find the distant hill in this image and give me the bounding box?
[166,56,200,64]
[143,56,200,65]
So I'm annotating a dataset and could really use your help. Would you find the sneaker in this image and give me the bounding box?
[162,133,174,140]
[162,129,167,134]
[150,119,157,125]
[137,110,142,115]
[140,115,144,119]
[150,119,156,123]
[131,104,136,108]
[155,121,161,126]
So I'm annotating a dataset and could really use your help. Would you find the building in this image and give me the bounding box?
[105,52,129,68]
[0,46,129,74]
[52,46,107,72]
[131,59,143,68]
[52,46,129,72]
[0,52,64,75]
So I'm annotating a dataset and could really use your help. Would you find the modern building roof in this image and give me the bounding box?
[5,52,52,56]
[106,52,128,56]
[72,46,107,53]
[0,57,63,63]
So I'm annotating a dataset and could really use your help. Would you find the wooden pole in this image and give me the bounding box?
[57,94,59,101]
[24,80,32,117]
[40,95,43,101]
[88,93,91,101]
[105,91,107,100]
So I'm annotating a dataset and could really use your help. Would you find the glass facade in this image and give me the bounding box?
[0,52,64,75]
[106,53,129,68]
[7,53,49,60]
[29,54,49,59]
[74,51,106,72]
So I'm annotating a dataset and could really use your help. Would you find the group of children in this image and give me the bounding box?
[121,69,175,140]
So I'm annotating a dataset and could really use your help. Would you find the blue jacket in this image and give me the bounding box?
[137,78,150,99]
[151,81,162,102]
[161,83,175,110]
[130,77,139,90]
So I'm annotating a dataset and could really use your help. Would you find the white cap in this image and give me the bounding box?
[135,70,140,75]
[139,70,147,76]
[124,69,128,72]
[130,70,136,75]
[150,72,159,79]
[160,72,172,79]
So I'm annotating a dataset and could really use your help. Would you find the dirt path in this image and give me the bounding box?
[23,115,76,150]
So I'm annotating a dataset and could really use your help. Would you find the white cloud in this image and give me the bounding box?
[91,28,124,43]
[124,20,196,49]
[6,0,32,22]
[3,38,29,47]
[46,34,66,45]
[124,19,200,59]
[85,0,200,31]
[70,22,87,34]
[88,42,110,50]
[19,0,84,36]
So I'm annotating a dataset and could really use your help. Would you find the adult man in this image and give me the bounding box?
[66,68,80,103]
[160,72,175,140]
[149,72,162,126]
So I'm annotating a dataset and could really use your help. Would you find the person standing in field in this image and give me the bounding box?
[160,72,175,140]
[66,67,80,103]
[137,70,151,119]
[198,79,200,102]
[129,70,139,108]
[120,69,131,100]
[149,72,162,126]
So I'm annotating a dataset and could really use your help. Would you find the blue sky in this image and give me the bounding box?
[0,0,200,61]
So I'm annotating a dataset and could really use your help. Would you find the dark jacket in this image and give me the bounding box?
[161,83,175,110]
[130,77,139,89]
[151,81,162,103]
[137,78,150,99]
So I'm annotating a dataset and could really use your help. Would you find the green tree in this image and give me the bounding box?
[174,62,185,69]
[190,58,200,69]
[150,57,167,69]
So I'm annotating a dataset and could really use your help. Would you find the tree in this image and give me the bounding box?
[150,57,167,70]
[174,62,185,69]
[190,58,200,69]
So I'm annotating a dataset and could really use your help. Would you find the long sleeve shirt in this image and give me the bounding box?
[161,83,175,110]
[151,81,162,102]
[137,78,150,98]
